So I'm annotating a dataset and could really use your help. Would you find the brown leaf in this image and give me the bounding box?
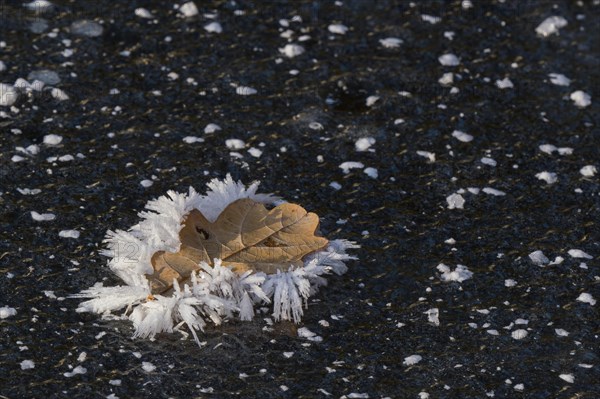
[147,198,329,294]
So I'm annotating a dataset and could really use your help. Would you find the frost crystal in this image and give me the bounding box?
[72,175,357,344]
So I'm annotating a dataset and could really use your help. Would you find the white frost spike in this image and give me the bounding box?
[72,285,150,313]
[239,292,255,321]
[536,16,567,37]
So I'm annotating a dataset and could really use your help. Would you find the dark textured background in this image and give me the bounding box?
[1,1,599,398]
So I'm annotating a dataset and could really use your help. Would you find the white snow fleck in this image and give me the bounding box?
[438,72,453,86]
[535,171,558,184]
[437,263,473,282]
[580,165,597,177]
[236,86,257,96]
[20,360,35,370]
[329,182,342,190]
[0,61,5,72]
[64,365,87,377]
[482,187,506,196]
[481,157,497,166]
[142,362,156,372]
[355,137,375,152]
[549,256,564,265]
[496,78,514,89]
[248,147,262,158]
[570,90,591,108]
[31,211,56,222]
[279,44,305,58]
[505,279,517,287]
[379,37,403,48]
[487,329,499,336]
[364,167,378,179]
[365,95,380,107]
[179,2,199,17]
[283,351,294,358]
[298,327,322,342]
[529,250,549,266]
[514,383,524,392]
[59,230,80,239]
[339,161,364,173]
[51,88,69,101]
[0,306,17,319]
[536,16,567,37]
[421,14,441,24]
[109,379,121,386]
[225,139,245,150]
[568,249,592,259]
[452,130,473,142]
[134,8,153,19]
[0,83,18,107]
[24,1,54,12]
[511,329,528,340]
[438,53,460,66]
[539,144,557,154]
[70,20,103,37]
[555,328,569,337]
[346,393,369,399]
[204,123,221,134]
[576,293,596,306]
[446,193,465,209]
[140,180,153,188]
[328,24,348,35]
[308,121,323,130]
[403,355,422,366]
[425,308,440,326]
[182,136,204,144]
[43,134,62,145]
[12,155,26,163]
[204,22,223,34]
[548,73,570,86]
[559,374,574,383]
[417,151,436,162]
[58,155,74,162]
[17,188,42,195]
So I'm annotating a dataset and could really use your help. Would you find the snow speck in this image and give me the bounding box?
[529,250,549,266]
[403,355,423,366]
[364,167,378,179]
[438,53,460,66]
[355,137,375,152]
[559,374,574,383]
[31,211,56,222]
[64,365,87,377]
[140,180,153,188]
[496,78,514,89]
[438,72,454,86]
[535,171,558,184]
[283,351,294,358]
[339,161,364,173]
[346,393,369,399]
[225,139,245,150]
[70,20,104,37]
[576,293,596,306]
[298,327,322,342]
[481,157,497,166]
[548,73,570,86]
[536,16,567,37]
[580,165,597,177]
[328,24,348,35]
[182,136,204,144]
[51,88,69,101]
[570,90,591,108]
[379,37,403,48]
[179,2,199,17]
[421,14,441,24]
[505,279,517,287]
[109,379,121,386]
[555,328,569,337]
[134,8,153,19]
[514,383,525,392]
[366,95,380,107]
[308,121,323,130]
[204,123,221,134]
[0,61,5,72]
[482,187,506,196]
[142,362,156,372]
[446,193,465,209]
[20,360,35,370]
[0,83,18,106]
[279,44,305,58]
[452,130,473,142]
[329,181,342,190]
[511,329,528,340]
[204,22,223,34]
[17,188,42,195]
[248,147,263,158]
[43,134,63,145]
[59,230,80,239]
[236,86,257,96]
[28,69,60,85]
[437,263,473,282]
[425,308,440,326]
[417,151,436,162]
[568,249,592,259]
[0,306,17,319]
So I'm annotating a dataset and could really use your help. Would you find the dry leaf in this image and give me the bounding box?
[147,198,329,294]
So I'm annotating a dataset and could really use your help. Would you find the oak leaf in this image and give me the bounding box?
[147,198,329,294]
